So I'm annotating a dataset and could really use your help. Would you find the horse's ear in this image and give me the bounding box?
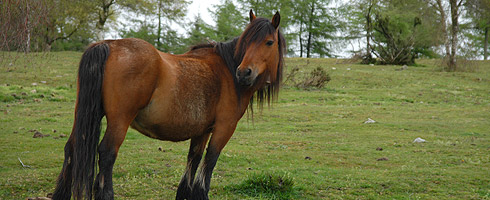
[249,9,256,22]
[271,11,280,29]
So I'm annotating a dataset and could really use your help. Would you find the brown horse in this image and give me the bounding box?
[52,10,285,200]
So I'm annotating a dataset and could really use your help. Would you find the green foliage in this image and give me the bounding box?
[369,0,443,65]
[183,14,215,47]
[211,0,247,42]
[464,0,490,59]
[289,0,337,58]
[119,20,159,46]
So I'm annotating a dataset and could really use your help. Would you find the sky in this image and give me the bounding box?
[187,0,221,27]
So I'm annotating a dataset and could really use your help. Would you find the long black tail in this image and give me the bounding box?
[54,42,110,200]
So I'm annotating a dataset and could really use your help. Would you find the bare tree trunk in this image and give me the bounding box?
[448,0,463,71]
[365,0,374,58]
[299,22,303,57]
[485,27,488,60]
[306,2,314,58]
[157,0,162,47]
[96,0,115,41]
[25,1,31,53]
[435,0,451,58]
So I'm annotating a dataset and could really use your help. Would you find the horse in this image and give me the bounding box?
[51,9,285,200]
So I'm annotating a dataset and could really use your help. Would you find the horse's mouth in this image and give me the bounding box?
[238,78,254,87]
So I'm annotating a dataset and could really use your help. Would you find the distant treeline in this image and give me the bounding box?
[1,0,488,68]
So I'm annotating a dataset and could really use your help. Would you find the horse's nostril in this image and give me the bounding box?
[245,68,252,76]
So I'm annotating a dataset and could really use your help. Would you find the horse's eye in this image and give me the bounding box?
[266,40,274,46]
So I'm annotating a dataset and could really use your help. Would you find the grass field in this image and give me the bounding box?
[1,52,489,199]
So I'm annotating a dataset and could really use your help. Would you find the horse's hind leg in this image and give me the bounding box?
[93,114,135,200]
[52,137,74,199]
[94,87,153,200]
[176,133,211,200]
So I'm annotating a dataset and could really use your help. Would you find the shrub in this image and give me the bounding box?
[226,172,297,200]
[285,66,331,89]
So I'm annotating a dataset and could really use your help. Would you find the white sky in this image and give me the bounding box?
[187,0,221,27]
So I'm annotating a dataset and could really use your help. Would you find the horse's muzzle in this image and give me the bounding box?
[236,67,255,86]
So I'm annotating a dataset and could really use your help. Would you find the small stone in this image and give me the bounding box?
[413,137,426,143]
[165,163,171,168]
[377,157,389,161]
[33,131,44,138]
[364,118,376,124]
[21,92,27,96]
[40,94,45,98]
[376,147,383,151]
[158,147,164,152]
[247,167,253,170]
[52,129,57,133]
[13,131,18,134]
[30,89,37,93]
[305,156,312,160]
[40,81,47,84]
[31,82,38,86]
[59,133,67,138]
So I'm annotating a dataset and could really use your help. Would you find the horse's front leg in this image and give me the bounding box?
[176,133,211,200]
[190,123,236,200]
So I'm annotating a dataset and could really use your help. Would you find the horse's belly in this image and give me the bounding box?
[130,101,214,142]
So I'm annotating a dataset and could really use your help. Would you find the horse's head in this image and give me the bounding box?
[235,10,285,88]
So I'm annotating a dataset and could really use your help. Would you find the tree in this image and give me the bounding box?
[0,0,50,52]
[429,0,465,71]
[0,0,96,52]
[340,0,380,62]
[465,0,490,60]
[291,0,337,58]
[370,13,421,65]
[119,19,159,45]
[151,0,189,48]
[93,0,155,40]
[211,0,247,42]
[184,14,215,46]
[368,0,442,65]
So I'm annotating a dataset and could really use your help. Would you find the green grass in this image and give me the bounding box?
[1,52,489,199]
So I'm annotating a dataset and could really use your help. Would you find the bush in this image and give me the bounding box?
[285,66,331,89]
[226,172,297,200]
